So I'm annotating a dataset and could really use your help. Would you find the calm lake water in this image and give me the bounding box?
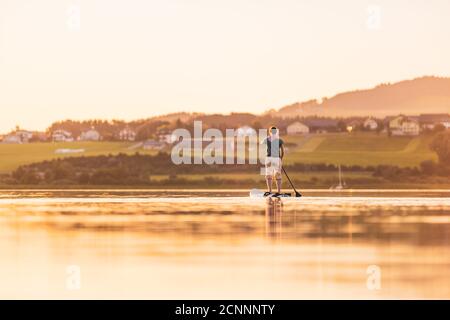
[1,189,449,299]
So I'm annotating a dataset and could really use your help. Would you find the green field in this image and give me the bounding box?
[0,133,438,174]
[284,133,437,167]
[0,141,155,173]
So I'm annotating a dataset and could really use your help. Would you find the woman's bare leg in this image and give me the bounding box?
[266,176,273,193]
[276,177,282,193]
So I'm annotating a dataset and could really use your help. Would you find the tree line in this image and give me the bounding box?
[45,113,360,141]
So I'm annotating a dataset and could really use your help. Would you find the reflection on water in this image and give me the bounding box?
[0,190,449,299]
[266,198,284,240]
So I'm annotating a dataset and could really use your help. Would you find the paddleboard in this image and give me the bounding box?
[249,189,292,198]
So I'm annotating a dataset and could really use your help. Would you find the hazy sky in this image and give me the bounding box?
[1,0,449,132]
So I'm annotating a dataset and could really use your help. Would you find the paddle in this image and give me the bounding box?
[282,167,302,197]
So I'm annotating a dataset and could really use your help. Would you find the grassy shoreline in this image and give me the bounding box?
[2,132,448,190]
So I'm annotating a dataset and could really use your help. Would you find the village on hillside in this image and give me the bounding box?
[1,113,449,151]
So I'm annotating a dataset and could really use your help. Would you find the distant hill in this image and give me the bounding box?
[147,112,200,123]
[37,75,450,138]
[275,76,450,118]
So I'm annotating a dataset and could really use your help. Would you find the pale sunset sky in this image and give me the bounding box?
[0,0,449,132]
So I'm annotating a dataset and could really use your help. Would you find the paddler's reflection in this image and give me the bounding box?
[265,197,283,239]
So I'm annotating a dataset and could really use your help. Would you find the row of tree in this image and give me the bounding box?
[46,114,386,142]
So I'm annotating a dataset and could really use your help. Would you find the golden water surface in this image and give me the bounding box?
[0,190,449,299]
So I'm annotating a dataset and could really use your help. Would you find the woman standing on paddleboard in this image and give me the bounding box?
[262,126,285,195]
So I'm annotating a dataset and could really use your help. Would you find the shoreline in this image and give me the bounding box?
[1,185,450,191]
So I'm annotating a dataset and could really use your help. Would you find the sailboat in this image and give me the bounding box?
[330,165,347,190]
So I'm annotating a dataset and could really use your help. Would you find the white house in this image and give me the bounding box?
[287,122,310,134]
[1,128,35,143]
[235,126,257,137]
[400,120,420,136]
[2,134,22,144]
[363,118,378,130]
[52,130,73,142]
[119,127,136,141]
[390,116,419,136]
[15,130,34,142]
[389,116,403,131]
[419,114,450,130]
[79,128,101,141]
